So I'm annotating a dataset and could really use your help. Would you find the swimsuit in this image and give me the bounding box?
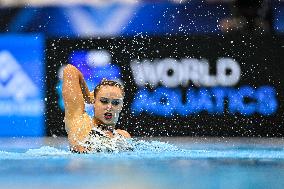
[71,126,133,153]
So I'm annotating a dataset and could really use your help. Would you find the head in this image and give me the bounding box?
[93,79,125,126]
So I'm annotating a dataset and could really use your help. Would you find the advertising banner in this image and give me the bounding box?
[0,2,230,37]
[0,2,283,37]
[46,35,284,137]
[0,35,45,136]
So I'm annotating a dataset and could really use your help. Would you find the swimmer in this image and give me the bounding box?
[62,64,131,153]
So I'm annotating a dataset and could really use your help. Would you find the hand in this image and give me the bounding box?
[89,91,95,104]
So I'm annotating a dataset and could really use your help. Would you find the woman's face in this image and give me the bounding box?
[94,85,124,126]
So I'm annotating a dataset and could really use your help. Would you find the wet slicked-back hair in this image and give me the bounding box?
[94,78,125,99]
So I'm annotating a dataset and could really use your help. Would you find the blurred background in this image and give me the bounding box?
[0,0,283,137]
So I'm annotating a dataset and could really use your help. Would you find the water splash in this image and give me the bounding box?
[0,138,284,160]
[26,146,71,156]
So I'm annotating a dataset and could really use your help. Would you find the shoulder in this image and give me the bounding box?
[116,129,131,138]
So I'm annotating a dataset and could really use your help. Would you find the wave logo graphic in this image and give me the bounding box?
[0,51,38,101]
[65,5,137,36]
[0,51,43,115]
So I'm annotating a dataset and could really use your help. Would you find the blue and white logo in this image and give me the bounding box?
[0,35,45,136]
[0,51,39,103]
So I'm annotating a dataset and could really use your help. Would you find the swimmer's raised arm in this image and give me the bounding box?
[62,64,93,118]
[62,64,94,151]
[62,64,85,118]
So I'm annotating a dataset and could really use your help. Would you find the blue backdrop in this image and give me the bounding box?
[0,35,45,136]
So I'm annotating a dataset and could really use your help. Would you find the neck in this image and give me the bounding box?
[93,118,115,131]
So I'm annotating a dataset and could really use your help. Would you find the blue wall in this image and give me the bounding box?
[0,35,45,136]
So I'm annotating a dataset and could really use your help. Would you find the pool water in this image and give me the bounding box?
[0,137,284,189]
